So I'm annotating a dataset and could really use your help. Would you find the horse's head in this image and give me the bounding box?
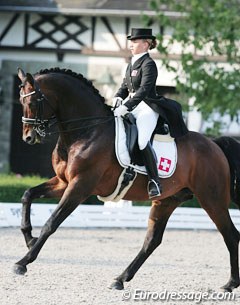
[18,68,55,145]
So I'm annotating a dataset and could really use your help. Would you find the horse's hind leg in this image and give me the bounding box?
[211,209,239,291]
[21,176,67,249]
[201,202,240,292]
[221,220,240,292]
[110,198,180,290]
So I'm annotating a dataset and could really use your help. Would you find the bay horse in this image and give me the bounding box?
[15,67,240,292]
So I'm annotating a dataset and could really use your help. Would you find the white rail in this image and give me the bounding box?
[1,202,240,230]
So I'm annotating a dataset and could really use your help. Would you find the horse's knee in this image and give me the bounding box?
[21,189,32,204]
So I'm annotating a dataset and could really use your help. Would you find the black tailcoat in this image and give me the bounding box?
[115,53,188,138]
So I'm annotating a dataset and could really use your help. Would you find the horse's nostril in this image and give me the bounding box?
[25,136,32,143]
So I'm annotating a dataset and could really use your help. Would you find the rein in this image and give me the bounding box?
[20,88,115,137]
[44,116,114,136]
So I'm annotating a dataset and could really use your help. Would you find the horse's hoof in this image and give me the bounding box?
[108,280,124,290]
[27,237,38,249]
[221,286,233,293]
[13,264,27,275]
[220,280,240,292]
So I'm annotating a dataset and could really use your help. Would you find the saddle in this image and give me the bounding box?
[98,114,177,202]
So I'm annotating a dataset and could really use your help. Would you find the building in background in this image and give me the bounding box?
[0,0,239,176]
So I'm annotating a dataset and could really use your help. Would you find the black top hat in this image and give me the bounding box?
[127,28,156,40]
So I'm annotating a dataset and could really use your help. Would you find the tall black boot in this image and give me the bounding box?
[141,142,162,198]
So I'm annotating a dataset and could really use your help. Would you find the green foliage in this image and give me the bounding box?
[133,196,237,209]
[133,197,201,207]
[145,0,240,131]
[0,174,103,204]
[0,174,58,203]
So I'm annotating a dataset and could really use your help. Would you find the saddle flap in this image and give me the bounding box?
[115,116,177,178]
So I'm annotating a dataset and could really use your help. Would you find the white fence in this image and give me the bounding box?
[0,202,240,230]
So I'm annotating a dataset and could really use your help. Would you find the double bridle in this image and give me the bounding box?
[20,87,114,138]
[20,88,56,137]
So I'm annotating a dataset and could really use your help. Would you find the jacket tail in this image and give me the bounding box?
[214,136,240,209]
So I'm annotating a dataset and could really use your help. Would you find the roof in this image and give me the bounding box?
[0,0,179,17]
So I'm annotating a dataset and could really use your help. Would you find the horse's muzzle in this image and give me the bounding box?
[23,129,41,145]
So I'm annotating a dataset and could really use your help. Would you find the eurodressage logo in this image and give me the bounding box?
[121,289,236,303]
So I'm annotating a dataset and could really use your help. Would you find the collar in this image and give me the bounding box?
[131,52,148,66]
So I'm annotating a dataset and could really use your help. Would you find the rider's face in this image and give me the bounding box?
[129,39,149,55]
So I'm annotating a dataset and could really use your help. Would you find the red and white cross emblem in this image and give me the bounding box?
[158,157,172,172]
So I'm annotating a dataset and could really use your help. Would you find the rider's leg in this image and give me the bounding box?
[141,142,162,198]
[132,102,161,198]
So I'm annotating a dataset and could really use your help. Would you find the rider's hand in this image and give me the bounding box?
[114,104,129,117]
[112,97,123,108]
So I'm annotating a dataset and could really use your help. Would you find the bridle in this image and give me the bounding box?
[20,86,114,138]
[20,87,56,137]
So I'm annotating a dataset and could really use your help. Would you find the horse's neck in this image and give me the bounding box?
[54,91,112,145]
[40,73,108,120]
[57,98,104,120]
[42,73,113,144]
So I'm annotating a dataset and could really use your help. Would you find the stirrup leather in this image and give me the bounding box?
[147,179,161,198]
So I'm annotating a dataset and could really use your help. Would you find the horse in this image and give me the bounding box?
[15,67,240,292]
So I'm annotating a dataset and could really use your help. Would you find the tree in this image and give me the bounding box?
[144,0,240,134]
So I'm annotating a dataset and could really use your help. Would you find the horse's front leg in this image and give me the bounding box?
[21,176,67,249]
[110,198,180,290]
[14,177,91,275]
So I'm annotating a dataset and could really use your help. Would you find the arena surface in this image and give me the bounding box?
[1,227,240,305]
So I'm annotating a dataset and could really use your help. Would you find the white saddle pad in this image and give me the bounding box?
[115,117,177,178]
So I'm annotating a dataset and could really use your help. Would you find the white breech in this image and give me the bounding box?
[131,101,159,150]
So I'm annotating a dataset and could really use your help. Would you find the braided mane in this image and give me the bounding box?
[37,67,105,103]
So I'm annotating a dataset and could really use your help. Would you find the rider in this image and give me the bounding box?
[113,28,188,199]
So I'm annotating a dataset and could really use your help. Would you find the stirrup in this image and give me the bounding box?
[147,179,162,198]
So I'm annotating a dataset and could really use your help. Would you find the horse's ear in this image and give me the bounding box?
[25,73,35,87]
[17,68,26,82]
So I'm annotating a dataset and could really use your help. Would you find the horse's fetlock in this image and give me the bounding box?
[21,225,32,233]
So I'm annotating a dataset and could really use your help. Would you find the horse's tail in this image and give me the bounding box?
[214,136,240,209]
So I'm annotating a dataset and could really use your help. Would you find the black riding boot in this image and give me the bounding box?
[141,142,162,198]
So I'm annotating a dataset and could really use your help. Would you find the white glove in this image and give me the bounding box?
[112,97,123,108]
[114,104,129,117]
